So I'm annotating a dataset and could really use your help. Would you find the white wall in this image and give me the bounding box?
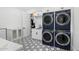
[73,8,79,51]
[0,7,32,39]
[0,7,22,29]
[0,8,23,39]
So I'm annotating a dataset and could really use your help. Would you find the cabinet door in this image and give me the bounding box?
[32,29,37,39]
[23,14,31,37]
[36,29,42,40]
[0,29,6,39]
[32,29,42,40]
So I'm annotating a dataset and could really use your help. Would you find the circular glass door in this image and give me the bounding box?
[43,14,53,25]
[55,33,70,46]
[43,31,53,43]
[56,13,70,25]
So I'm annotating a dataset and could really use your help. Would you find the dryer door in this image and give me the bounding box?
[43,14,53,25]
[56,12,70,25]
[43,31,53,43]
[55,32,70,46]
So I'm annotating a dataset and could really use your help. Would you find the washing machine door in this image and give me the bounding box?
[43,31,53,43]
[56,12,70,25]
[55,33,70,46]
[43,14,53,25]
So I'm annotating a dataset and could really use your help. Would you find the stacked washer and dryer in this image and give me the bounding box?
[42,12,54,46]
[42,9,71,50]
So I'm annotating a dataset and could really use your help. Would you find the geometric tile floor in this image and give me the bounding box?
[22,37,65,51]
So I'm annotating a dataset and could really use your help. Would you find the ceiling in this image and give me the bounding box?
[16,7,55,14]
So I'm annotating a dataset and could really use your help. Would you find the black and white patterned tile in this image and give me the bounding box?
[22,36,62,51]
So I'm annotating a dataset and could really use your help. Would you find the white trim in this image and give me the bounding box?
[70,8,74,50]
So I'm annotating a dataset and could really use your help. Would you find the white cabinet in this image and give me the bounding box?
[32,29,42,40]
[7,29,22,44]
[0,28,7,39]
[22,13,31,37]
[31,14,42,40]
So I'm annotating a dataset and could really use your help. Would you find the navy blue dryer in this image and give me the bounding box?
[55,30,71,50]
[55,9,71,30]
[43,12,54,30]
[42,30,54,46]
